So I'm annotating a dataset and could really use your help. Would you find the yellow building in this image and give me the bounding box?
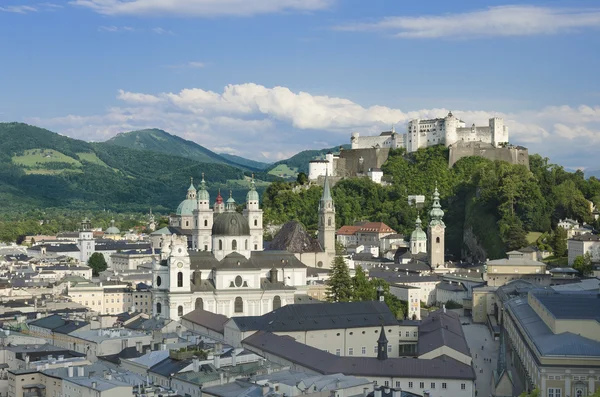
[68,281,133,314]
[484,251,549,287]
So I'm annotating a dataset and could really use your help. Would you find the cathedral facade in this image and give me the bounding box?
[151,175,335,321]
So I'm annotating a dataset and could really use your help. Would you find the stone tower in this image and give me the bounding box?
[78,218,95,264]
[318,173,336,256]
[428,185,445,267]
[243,175,264,251]
[193,173,213,252]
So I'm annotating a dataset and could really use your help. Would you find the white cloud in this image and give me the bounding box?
[69,0,334,17]
[152,27,173,35]
[335,5,600,39]
[25,83,600,166]
[166,61,206,69]
[0,5,38,13]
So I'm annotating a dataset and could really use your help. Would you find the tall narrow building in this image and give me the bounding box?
[428,185,445,267]
[78,218,95,264]
[243,175,264,251]
[318,173,336,256]
[192,174,213,251]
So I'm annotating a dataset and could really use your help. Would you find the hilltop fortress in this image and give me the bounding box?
[309,111,528,182]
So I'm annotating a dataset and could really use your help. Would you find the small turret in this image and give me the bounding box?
[226,190,236,212]
[377,325,388,360]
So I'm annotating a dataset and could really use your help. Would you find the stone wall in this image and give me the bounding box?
[448,142,529,169]
[336,147,391,177]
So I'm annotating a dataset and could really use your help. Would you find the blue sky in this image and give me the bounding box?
[1,0,599,169]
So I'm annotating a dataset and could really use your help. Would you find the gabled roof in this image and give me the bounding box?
[181,309,228,333]
[356,222,396,234]
[336,226,361,236]
[231,301,398,333]
[148,357,191,377]
[418,310,471,357]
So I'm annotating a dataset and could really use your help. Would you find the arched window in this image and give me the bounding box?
[219,240,223,250]
[234,297,243,313]
[232,239,237,250]
[156,276,162,287]
[273,296,282,310]
[185,221,189,227]
[204,219,208,227]
[177,272,183,287]
[436,237,440,243]
[178,305,183,317]
[156,302,162,314]
[195,298,204,310]
[245,240,248,250]
[328,217,332,226]
[254,219,258,226]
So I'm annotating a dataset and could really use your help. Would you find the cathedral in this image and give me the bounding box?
[151,175,336,321]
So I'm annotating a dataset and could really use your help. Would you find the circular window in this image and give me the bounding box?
[156,276,162,287]
[362,331,365,334]
[235,276,243,287]
[317,261,323,268]
[336,333,340,336]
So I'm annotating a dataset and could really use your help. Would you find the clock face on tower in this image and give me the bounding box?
[177,262,183,268]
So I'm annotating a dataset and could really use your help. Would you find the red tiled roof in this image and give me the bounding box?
[357,222,396,234]
[336,225,361,235]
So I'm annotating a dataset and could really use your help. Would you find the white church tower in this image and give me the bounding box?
[410,216,427,255]
[153,234,191,320]
[192,174,213,252]
[318,173,336,256]
[243,175,264,251]
[428,185,446,267]
[78,218,95,264]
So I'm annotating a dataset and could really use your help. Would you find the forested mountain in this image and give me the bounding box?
[262,146,600,261]
[219,153,270,170]
[266,145,350,177]
[105,128,264,171]
[0,123,261,213]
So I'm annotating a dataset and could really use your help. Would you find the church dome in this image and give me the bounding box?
[176,199,196,216]
[105,220,120,235]
[197,174,210,201]
[410,217,427,241]
[212,212,250,236]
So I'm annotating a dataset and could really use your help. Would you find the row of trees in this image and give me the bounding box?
[325,257,408,319]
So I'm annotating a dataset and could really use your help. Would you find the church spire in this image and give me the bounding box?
[429,183,445,227]
[186,177,197,200]
[197,173,210,202]
[320,171,333,206]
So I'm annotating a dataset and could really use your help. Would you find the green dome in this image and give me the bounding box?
[247,189,259,202]
[176,199,196,216]
[106,226,120,234]
[197,175,210,201]
[410,216,427,241]
[212,212,250,236]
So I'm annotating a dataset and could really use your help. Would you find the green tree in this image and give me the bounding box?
[351,266,373,301]
[519,388,540,397]
[573,253,593,276]
[551,227,567,257]
[296,172,308,185]
[88,252,107,276]
[325,256,353,302]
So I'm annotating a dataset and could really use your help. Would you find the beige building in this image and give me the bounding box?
[68,281,134,314]
[568,234,600,266]
[503,290,600,396]
[485,251,549,287]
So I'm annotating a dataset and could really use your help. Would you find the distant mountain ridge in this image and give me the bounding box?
[219,153,270,170]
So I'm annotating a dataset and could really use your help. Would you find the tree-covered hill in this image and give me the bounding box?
[265,144,351,178]
[262,146,600,261]
[105,128,265,172]
[0,123,262,213]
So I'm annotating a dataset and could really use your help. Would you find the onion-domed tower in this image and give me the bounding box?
[243,175,264,252]
[410,216,427,255]
[428,184,445,267]
[193,173,213,251]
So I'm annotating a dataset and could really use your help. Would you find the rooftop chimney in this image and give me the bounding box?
[68,366,73,378]
[77,366,84,377]
[136,341,143,354]
[374,387,382,397]
[91,382,97,389]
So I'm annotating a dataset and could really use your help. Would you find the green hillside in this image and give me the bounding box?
[266,145,350,179]
[0,123,263,213]
[219,153,270,170]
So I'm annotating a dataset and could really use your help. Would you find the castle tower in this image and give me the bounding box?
[490,117,508,147]
[410,216,427,255]
[318,173,336,256]
[443,111,458,147]
[193,173,213,251]
[428,185,445,267]
[243,175,264,251]
[78,218,95,264]
[377,325,388,361]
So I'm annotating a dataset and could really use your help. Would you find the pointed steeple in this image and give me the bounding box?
[186,177,197,199]
[429,183,445,227]
[321,171,333,205]
[247,173,259,203]
[377,325,388,360]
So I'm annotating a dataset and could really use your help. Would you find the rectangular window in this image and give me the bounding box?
[431,383,435,389]
[405,331,409,337]
[387,344,392,352]
[361,347,366,355]
[419,382,424,389]
[348,348,353,356]
[413,331,418,337]
[374,346,377,354]
[395,381,400,388]
[408,382,413,388]
[384,381,389,387]
[335,349,340,356]
[442,383,447,389]
[461,384,466,390]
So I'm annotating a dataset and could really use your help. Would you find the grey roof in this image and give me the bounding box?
[535,291,600,322]
[505,293,600,357]
[267,221,323,254]
[148,357,191,377]
[231,301,399,333]
[181,308,229,333]
[418,310,471,357]
[252,370,372,391]
[370,270,440,284]
[65,376,131,391]
[569,234,600,241]
[190,250,308,271]
[243,331,475,380]
[212,212,250,236]
[201,380,265,397]
[436,282,466,292]
[122,350,170,368]
[30,244,79,253]
[486,257,546,267]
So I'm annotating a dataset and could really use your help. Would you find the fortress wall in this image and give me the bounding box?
[337,148,390,177]
[449,142,529,169]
